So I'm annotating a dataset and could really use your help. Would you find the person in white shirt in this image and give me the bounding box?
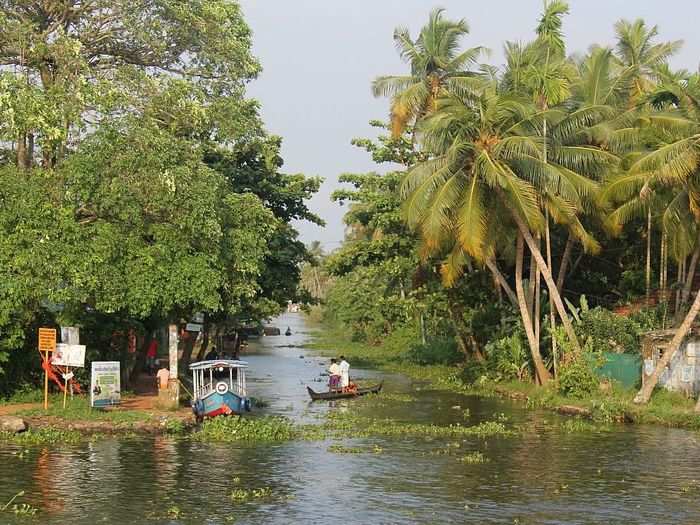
[327,358,341,391]
[339,356,350,389]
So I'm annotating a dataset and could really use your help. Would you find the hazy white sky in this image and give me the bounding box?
[238,0,700,251]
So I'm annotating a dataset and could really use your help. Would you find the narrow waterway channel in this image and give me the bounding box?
[2,313,700,524]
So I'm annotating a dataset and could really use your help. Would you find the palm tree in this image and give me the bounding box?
[401,87,615,383]
[372,8,486,138]
[614,18,683,105]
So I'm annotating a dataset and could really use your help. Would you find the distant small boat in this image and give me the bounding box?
[307,382,383,400]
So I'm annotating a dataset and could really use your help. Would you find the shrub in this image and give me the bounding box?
[402,337,463,366]
[484,332,532,382]
[578,307,641,354]
[558,355,600,398]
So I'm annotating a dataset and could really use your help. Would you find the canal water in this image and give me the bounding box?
[2,312,700,524]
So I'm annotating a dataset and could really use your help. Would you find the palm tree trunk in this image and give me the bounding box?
[545,214,558,378]
[516,233,550,384]
[659,231,667,301]
[646,206,652,304]
[675,258,685,315]
[484,258,518,307]
[635,287,700,404]
[681,235,700,308]
[527,250,537,320]
[556,234,574,294]
[511,210,582,353]
[533,235,542,344]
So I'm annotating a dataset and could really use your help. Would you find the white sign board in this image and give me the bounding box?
[90,361,121,408]
[51,343,86,368]
[185,323,203,332]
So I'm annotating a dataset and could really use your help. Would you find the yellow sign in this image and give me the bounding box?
[38,328,56,352]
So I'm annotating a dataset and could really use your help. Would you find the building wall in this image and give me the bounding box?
[643,339,700,396]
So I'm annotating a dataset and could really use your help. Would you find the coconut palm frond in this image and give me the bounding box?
[456,176,487,258]
[630,138,698,182]
[440,245,468,287]
[372,76,418,98]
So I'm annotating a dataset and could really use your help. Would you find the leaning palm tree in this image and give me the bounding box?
[372,8,486,138]
[402,88,616,383]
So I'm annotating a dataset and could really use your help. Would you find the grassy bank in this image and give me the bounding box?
[308,325,700,431]
[0,392,193,444]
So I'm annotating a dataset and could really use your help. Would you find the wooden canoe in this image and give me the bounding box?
[307,382,383,400]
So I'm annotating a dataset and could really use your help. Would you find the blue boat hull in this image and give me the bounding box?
[192,391,251,420]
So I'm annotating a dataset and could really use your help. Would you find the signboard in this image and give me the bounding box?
[90,361,121,408]
[38,328,57,352]
[185,323,203,332]
[192,312,204,324]
[51,344,86,368]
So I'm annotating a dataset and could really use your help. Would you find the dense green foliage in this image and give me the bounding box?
[0,1,319,395]
[316,3,700,398]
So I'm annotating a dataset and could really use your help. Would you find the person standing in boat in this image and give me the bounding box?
[327,358,341,391]
[339,356,350,390]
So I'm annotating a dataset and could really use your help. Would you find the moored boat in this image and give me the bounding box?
[307,382,383,400]
[190,360,251,422]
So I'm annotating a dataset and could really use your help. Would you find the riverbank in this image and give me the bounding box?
[0,393,194,443]
[308,325,700,431]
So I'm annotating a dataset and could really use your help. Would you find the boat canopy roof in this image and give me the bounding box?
[189,360,248,370]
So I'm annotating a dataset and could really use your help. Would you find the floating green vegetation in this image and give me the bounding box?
[0,428,84,445]
[459,451,488,464]
[558,419,611,433]
[1,491,38,517]
[363,392,415,403]
[163,418,187,435]
[680,480,700,494]
[231,487,274,502]
[193,416,296,442]
[320,411,516,439]
[427,442,463,456]
[327,444,383,454]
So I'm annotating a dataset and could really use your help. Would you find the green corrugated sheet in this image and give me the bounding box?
[596,352,641,389]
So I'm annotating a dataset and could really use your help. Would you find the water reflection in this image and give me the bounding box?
[2,313,700,524]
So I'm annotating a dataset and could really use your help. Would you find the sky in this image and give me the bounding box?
[238,0,700,252]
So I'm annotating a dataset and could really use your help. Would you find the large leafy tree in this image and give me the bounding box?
[0,0,261,167]
[0,1,320,392]
[204,137,324,317]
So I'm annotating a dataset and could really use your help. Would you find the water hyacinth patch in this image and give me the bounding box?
[321,411,516,439]
[193,416,297,442]
[0,428,83,445]
[327,444,383,454]
[459,451,489,464]
[230,487,274,502]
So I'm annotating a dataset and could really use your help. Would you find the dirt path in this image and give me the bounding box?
[0,403,40,416]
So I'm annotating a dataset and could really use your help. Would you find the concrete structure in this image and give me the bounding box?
[640,328,700,397]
